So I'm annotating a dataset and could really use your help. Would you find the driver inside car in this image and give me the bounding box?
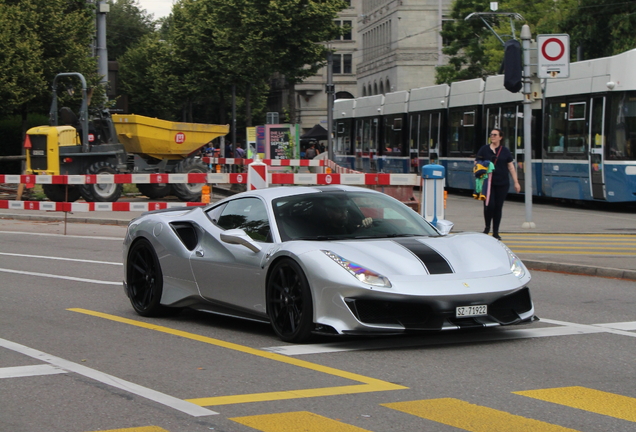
[322,197,373,235]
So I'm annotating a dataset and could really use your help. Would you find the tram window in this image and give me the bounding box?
[608,93,636,160]
[384,115,404,154]
[419,113,430,157]
[430,112,440,153]
[501,106,517,152]
[567,102,587,154]
[545,101,567,155]
[463,111,475,126]
[569,102,586,120]
[409,114,419,153]
[449,111,461,153]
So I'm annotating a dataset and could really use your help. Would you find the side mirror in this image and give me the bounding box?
[220,229,262,252]
[435,219,454,235]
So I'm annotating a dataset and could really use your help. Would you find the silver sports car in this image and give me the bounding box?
[123,185,536,343]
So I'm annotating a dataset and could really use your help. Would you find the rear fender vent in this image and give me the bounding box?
[170,222,199,251]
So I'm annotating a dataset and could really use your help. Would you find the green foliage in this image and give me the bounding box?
[118,0,347,129]
[436,0,636,84]
[0,114,48,173]
[106,0,156,60]
[0,0,98,116]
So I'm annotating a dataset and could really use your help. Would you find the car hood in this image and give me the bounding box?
[311,232,517,280]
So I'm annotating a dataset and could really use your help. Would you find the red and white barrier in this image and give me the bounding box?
[0,200,205,212]
[0,173,419,186]
[202,157,325,166]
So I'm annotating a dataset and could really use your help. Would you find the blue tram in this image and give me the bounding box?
[333,49,636,202]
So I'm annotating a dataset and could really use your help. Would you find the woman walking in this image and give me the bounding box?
[476,128,521,240]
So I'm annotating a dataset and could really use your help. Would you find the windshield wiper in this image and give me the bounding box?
[352,234,417,239]
[294,236,341,241]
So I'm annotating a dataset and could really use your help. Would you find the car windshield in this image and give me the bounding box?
[273,191,439,241]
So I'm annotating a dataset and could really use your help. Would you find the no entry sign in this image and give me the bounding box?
[538,34,570,78]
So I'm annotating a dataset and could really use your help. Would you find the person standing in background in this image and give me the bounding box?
[475,128,521,240]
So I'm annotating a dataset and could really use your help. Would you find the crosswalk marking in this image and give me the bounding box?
[230,411,371,432]
[501,233,636,256]
[514,386,636,422]
[0,364,66,379]
[382,398,581,432]
[87,427,168,432]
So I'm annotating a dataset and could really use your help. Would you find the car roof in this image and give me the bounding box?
[213,185,383,204]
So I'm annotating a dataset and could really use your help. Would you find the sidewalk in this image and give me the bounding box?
[1,190,635,280]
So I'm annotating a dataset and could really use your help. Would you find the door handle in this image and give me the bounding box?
[195,250,204,257]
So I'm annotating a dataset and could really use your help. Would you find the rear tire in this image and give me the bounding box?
[126,238,169,317]
[136,183,171,199]
[171,158,208,202]
[79,161,123,202]
[42,184,81,202]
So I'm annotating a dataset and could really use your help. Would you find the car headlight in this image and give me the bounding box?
[501,244,526,279]
[322,250,392,288]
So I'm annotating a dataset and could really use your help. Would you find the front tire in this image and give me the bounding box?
[79,161,123,202]
[267,259,314,343]
[171,158,208,202]
[136,183,171,199]
[42,184,81,202]
[126,238,168,316]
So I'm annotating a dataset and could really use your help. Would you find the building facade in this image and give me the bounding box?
[291,0,452,135]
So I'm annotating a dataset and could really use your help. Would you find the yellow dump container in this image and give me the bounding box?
[112,114,229,160]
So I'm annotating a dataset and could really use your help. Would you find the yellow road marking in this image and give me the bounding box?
[87,427,168,432]
[231,411,371,432]
[509,250,636,256]
[506,240,636,249]
[382,398,580,432]
[514,386,636,422]
[68,308,406,406]
[502,233,635,238]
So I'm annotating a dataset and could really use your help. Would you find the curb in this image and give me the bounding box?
[523,260,636,281]
[0,213,132,226]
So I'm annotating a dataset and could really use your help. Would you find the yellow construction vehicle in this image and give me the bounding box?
[25,73,228,202]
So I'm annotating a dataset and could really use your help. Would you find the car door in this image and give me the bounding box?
[189,197,273,317]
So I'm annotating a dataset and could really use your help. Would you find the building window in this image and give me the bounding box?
[332,54,352,74]
[335,20,352,40]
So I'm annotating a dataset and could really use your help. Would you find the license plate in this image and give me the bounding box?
[456,305,487,317]
[32,150,44,156]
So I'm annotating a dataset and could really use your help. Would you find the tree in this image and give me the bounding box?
[437,0,636,84]
[0,0,98,162]
[106,0,156,61]
[118,34,183,121]
[559,0,636,59]
[121,0,348,129]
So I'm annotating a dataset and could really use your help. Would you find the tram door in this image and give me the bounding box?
[589,97,606,199]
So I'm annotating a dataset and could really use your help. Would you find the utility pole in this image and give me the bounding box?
[521,24,535,229]
[326,51,335,161]
[96,1,109,87]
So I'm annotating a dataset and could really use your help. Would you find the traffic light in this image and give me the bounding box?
[503,39,522,93]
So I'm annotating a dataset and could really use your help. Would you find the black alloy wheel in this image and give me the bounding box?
[126,238,167,316]
[267,259,313,343]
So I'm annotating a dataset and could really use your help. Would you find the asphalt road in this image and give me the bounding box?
[1,220,635,432]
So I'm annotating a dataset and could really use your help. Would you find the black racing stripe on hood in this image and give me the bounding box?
[392,239,454,275]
